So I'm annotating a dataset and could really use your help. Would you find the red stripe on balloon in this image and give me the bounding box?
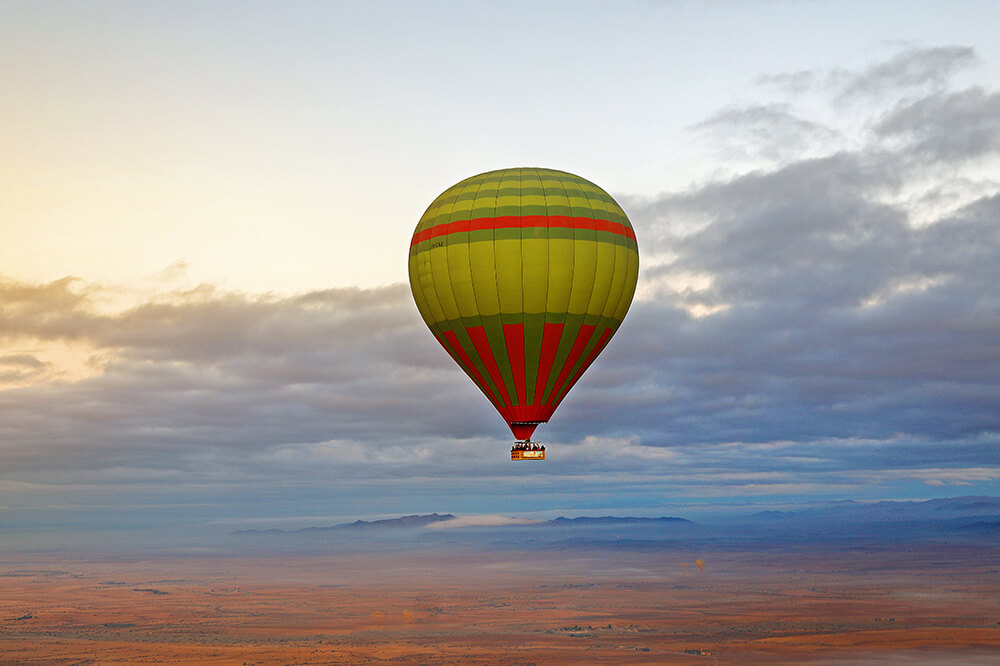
[410,215,636,247]
[533,322,564,407]
[496,405,516,422]
[512,403,551,424]
[466,326,513,408]
[521,404,550,421]
[547,324,596,403]
[503,323,527,418]
[553,326,614,405]
[439,331,499,407]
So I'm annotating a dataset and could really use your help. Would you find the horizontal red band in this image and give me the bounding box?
[410,215,636,248]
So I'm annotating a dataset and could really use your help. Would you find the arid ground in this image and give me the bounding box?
[3,544,1000,664]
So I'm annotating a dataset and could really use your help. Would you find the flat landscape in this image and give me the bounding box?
[4,542,1000,664]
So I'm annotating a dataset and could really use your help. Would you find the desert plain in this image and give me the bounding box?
[3,541,1000,664]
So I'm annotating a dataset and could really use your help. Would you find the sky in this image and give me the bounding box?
[3,0,1000,544]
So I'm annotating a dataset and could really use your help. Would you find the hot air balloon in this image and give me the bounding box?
[408,168,639,459]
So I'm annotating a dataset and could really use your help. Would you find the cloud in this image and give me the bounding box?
[695,104,841,163]
[875,87,1000,161]
[756,70,817,96]
[0,279,507,488]
[424,515,542,529]
[892,467,1000,485]
[836,46,977,100]
[755,46,976,102]
[0,353,47,383]
[611,48,1000,458]
[2,46,1000,527]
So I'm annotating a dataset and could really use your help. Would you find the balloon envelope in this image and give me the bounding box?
[408,168,639,440]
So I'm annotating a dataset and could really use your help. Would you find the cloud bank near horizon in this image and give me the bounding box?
[425,515,543,529]
[2,47,999,524]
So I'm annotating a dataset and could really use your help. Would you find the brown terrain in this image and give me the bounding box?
[2,545,1000,664]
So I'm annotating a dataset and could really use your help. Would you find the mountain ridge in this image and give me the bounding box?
[233,513,692,534]
[231,497,1000,542]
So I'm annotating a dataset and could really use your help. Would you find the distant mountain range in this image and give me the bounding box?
[549,516,692,526]
[746,496,1000,522]
[234,513,456,534]
[231,497,1000,549]
[234,513,691,534]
